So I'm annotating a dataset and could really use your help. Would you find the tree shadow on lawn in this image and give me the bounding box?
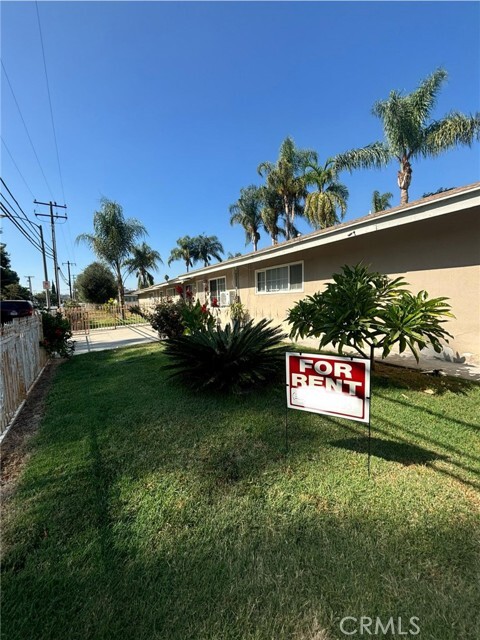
[329,436,448,466]
[3,474,479,640]
[372,362,477,396]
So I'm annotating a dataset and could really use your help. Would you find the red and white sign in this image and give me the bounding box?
[286,352,371,423]
[43,281,50,290]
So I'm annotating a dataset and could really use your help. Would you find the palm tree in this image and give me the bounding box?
[259,186,286,245]
[193,234,224,267]
[258,137,317,240]
[125,242,162,288]
[334,68,480,205]
[303,160,349,229]
[76,197,146,307]
[168,236,196,273]
[229,185,263,251]
[371,190,393,213]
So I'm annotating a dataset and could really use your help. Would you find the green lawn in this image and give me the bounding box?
[2,344,479,640]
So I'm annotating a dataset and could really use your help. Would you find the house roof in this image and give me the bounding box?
[135,181,480,294]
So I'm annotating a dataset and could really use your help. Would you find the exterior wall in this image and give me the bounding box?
[135,197,479,365]
[236,206,480,364]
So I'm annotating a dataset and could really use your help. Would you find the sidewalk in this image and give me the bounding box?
[71,325,480,381]
[72,324,161,355]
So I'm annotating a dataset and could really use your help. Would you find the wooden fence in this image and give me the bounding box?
[0,315,48,435]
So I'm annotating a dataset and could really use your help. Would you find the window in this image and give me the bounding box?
[256,262,303,293]
[209,277,226,304]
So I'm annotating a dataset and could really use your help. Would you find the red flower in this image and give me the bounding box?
[175,285,184,295]
[211,297,219,308]
[201,304,208,314]
[186,289,193,299]
[55,329,63,336]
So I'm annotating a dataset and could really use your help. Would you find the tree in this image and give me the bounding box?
[75,262,118,303]
[287,263,453,363]
[50,282,58,307]
[168,236,196,273]
[258,137,317,240]
[125,242,162,288]
[259,186,286,245]
[371,190,393,213]
[334,69,480,205]
[303,160,349,229]
[76,198,146,307]
[193,234,224,267]
[0,244,21,295]
[1,283,31,301]
[229,185,263,252]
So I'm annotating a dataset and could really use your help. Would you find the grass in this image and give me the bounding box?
[2,344,479,640]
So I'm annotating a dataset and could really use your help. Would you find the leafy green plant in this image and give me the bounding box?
[287,263,453,362]
[163,318,286,393]
[148,298,215,338]
[40,312,75,358]
[229,301,248,326]
[181,299,216,334]
[149,299,185,339]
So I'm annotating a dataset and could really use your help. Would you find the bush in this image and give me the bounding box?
[287,263,453,362]
[229,301,248,326]
[149,300,185,339]
[40,312,75,358]
[163,318,286,393]
[148,299,215,338]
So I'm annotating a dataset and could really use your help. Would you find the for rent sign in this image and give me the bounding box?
[286,353,371,423]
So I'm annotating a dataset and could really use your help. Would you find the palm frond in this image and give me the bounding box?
[423,112,480,156]
[405,68,448,125]
[333,142,391,173]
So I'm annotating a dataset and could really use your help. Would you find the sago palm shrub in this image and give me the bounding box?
[163,318,286,393]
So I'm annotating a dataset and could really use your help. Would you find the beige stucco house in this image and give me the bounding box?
[136,182,480,367]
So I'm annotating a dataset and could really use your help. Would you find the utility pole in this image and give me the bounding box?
[25,275,34,299]
[62,260,76,299]
[34,200,67,307]
[38,224,51,310]
[72,274,77,301]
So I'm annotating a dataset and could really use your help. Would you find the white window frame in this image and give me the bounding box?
[255,261,304,295]
[208,276,227,305]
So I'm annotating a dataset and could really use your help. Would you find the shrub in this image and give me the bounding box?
[40,312,75,358]
[149,299,185,339]
[163,318,286,393]
[229,301,248,326]
[287,263,453,362]
[148,298,215,338]
[181,299,216,334]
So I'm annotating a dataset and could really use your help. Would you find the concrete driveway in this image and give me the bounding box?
[73,324,161,355]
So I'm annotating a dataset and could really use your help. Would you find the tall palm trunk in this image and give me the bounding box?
[283,196,292,240]
[252,232,258,252]
[397,156,412,205]
[115,262,125,318]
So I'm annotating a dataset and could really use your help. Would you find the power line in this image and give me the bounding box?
[0,177,54,252]
[35,1,66,205]
[1,137,36,199]
[1,60,55,200]
[0,202,53,258]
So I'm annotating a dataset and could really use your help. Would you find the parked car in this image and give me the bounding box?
[0,300,35,324]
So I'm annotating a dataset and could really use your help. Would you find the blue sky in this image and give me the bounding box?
[2,1,479,294]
